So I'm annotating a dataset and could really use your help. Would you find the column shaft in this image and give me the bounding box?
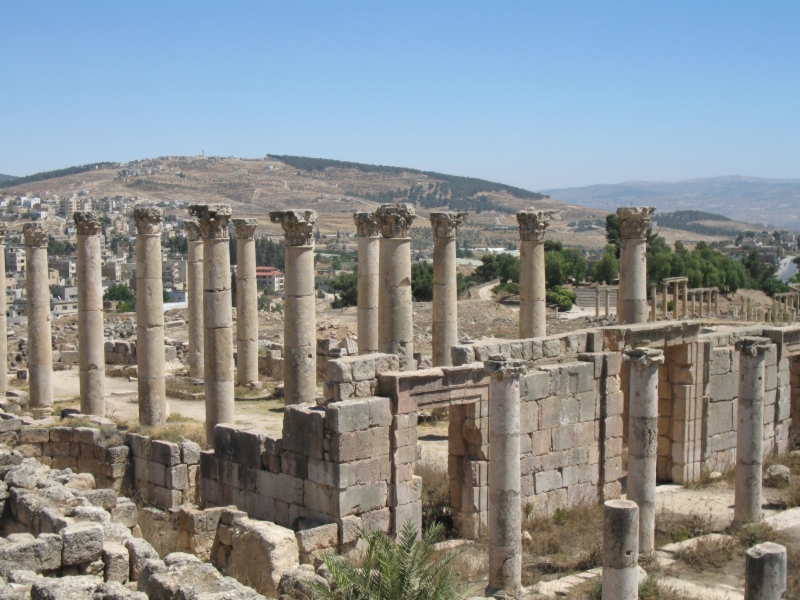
[596,288,600,318]
[682,281,688,317]
[431,212,466,366]
[378,238,414,369]
[354,212,380,354]
[517,209,553,338]
[605,289,610,317]
[23,224,52,415]
[602,500,639,600]
[650,285,656,321]
[0,226,7,395]
[234,219,259,386]
[745,542,787,600]
[662,283,668,319]
[617,207,654,324]
[186,221,204,379]
[672,283,679,320]
[74,212,105,415]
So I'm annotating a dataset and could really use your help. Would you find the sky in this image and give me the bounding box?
[1,1,798,190]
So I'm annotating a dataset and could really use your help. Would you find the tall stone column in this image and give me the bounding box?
[270,210,317,403]
[650,285,656,321]
[186,219,204,379]
[74,212,105,416]
[617,207,654,325]
[0,225,7,396]
[134,208,166,427]
[431,212,466,366]
[376,204,416,370]
[233,218,259,387]
[23,223,52,417]
[354,212,380,354]
[602,499,639,600]
[190,204,235,441]
[596,288,601,318]
[517,209,553,338]
[672,282,679,320]
[484,355,527,597]
[734,336,771,525]
[623,347,664,557]
[682,281,688,317]
[605,289,610,317]
[662,282,668,319]
[745,542,787,600]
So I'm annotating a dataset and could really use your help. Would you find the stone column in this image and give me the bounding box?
[190,204,235,441]
[186,220,204,379]
[376,203,416,370]
[682,281,688,317]
[707,290,712,316]
[605,289,610,317]
[74,212,105,416]
[715,290,720,316]
[692,291,697,316]
[134,208,167,427]
[233,218,259,387]
[617,207,654,324]
[650,285,656,321]
[596,287,601,318]
[623,347,664,557]
[662,282,668,319]
[745,542,787,600]
[484,355,527,597]
[734,336,771,525]
[270,210,317,403]
[602,499,639,600]
[672,282,679,320]
[517,209,553,338]
[354,212,380,354]
[0,225,7,396]
[23,223,52,417]
[431,212,466,366]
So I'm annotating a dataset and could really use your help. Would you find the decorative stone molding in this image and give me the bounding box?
[22,223,48,247]
[233,218,258,240]
[184,219,202,242]
[73,211,102,236]
[269,210,317,246]
[516,208,554,242]
[133,207,164,235]
[353,211,380,238]
[616,206,654,240]
[0,223,8,245]
[189,204,232,240]
[483,354,528,377]
[376,203,416,239]
[622,347,664,367]
[430,212,467,239]
[735,336,772,356]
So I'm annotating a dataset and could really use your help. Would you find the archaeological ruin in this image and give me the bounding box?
[0,201,796,599]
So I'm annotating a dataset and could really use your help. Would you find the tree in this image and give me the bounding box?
[104,284,135,312]
[313,522,467,600]
[411,263,434,301]
[331,273,358,308]
[48,238,76,257]
[591,246,619,284]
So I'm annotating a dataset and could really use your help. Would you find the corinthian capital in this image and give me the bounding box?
[616,207,655,240]
[233,218,259,240]
[133,207,164,235]
[189,204,232,240]
[353,211,380,238]
[623,347,664,367]
[376,203,416,239]
[430,212,467,239]
[270,210,317,246]
[23,223,48,248]
[516,208,554,242]
[184,219,201,242]
[735,336,772,356]
[0,223,8,246]
[483,354,528,377]
[73,211,102,236]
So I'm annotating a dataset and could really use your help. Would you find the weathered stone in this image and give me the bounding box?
[227,517,300,597]
[124,537,159,581]
[61,523,104,566]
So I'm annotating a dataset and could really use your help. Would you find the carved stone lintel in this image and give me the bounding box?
[22,223,48,248]
[616,207,655,240]
[73,211,102,236]
[269,210,318,246]
[353,211,380,238]
[376,203,416,239]
[430,212,467,240]
[0,223,8,246]
[516,208,555,242]
[735,336,772,356]
[189,204,232,240]
[184,219,201,242]
[233,218,259,240]
[133,207,164,235]
[623,347,665,367]
[483,354,529,377]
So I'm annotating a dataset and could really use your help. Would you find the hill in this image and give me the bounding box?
[0,174,17,183]
[544,176,800,230]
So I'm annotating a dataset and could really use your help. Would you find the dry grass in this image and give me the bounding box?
[414,459,452,538]
[165,380,204,399]
[765,450,800,509]
[655,511,713,547]
[114,414,209,449]
[680,465,735,490]
[521,503,604,586]
[674,536,739,570]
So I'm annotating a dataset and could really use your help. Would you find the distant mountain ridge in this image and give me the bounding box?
[544,176,800,229]
[0,174,16,182]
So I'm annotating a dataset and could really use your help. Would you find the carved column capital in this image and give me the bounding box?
[22,223,48,248]
[484,354,529,377]
[623,347,665,367]
[0,223,8,246]
[430,212,467,240]
[233,218,259,240]
[184,219,201,242]
[269,210,317,246]
[73,211,102,236]
[133,207,164,235]
[188,204,232,240]
[376,203,416,238]
[735,336,772,356]
[353,211,380,238]
[516,208,554,242]
[616,207,655,240]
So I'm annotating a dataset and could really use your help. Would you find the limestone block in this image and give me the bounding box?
[102,542,130,583]
[111,499,139,528]
[331,427,390,462]
[18,427,49,444]
[569,363,595,393]
[106,445,130,463]
[706,400,734,437]
[392,501,422,533]
[710,374,738,402]
[148,461,166,487]
[282,405,325,460]
[710,348,732,375]
[326,359,352,383]
[62,523,104,566]
[552,425,574,451]
[362,507,391,534]
[227,517,300,597]
[367,397,392,427]
[524,371,550,401]
[326,399,370,433]
[79,488,118,511]
[126,433,150,459]
[389,476,422,506]
[166,464,188,490]
[234,429,271,469]
[150,439,181,466]
[0,533,62,576]
[50,427,74,443]
[535,470,562,493]
[281,451,308,479]
[199,451,218,480]
[295,523,338,554]
[451,345,475,366]
[180,441,201,465]
[765,365,778,391]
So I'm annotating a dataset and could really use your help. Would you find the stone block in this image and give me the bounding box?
[326,399,370,433]
[125,538,159,582]
[523,371,550,401]
[50,426,74,443]
[331,427,390,462]
[389,476,422,506]
[102,542,130,583]
[227,518,300,597]
[235,429,271,469]
[18,427,49,444]
[539,396,560,429]
[181,441,201,465]
[296,523,338,554]
[281,451,308,479]
[283,405,325,460]
[710,374,738,402]
[327,359,353,383]
[569,363,595,394]
[166,464,188,490]
[199,451,218,481]
[451,345,475,366]
[338,482,388,516]
[148,461,166,487]
[551,425,574,451]
[710,348,732,375]
[392,501,422,533]
[367,397,393,427]
[106,445,130,463]
[535,469,562,493]
[706,400,734,437]
[0,533,62,576]
[150,440,181,466]
[62,523,104,566]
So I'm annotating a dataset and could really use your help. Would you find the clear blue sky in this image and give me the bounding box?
[1,1,798,190]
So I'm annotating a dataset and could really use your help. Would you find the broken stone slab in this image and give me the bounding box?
[278,564,330,599]
[0,533,62,577]
[763,464,790,487]
[124,537,159,582]
[61,523,105,566]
